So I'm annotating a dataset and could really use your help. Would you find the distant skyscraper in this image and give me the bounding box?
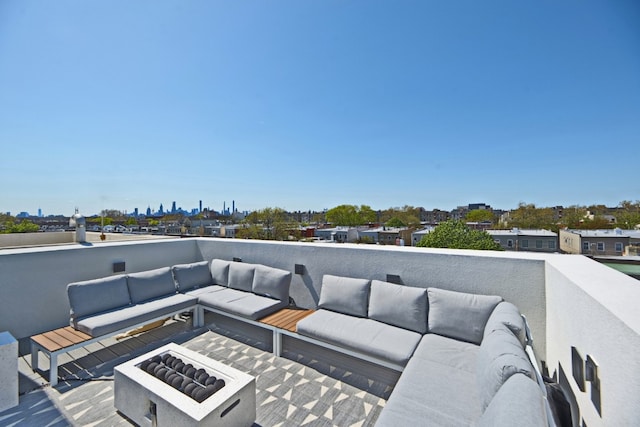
[199,200,202,213]
[146,206,151,216]
[232,200,235,213]
[38,208,42,217]
[133,208,139,217]
[171,201,177,214]
[159,203,164,215]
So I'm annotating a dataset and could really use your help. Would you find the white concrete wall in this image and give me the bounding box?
[545,255,640,427]
[0,232,74,248]
[0,239,199,340]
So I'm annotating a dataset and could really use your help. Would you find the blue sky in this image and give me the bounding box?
[1,1,639,216]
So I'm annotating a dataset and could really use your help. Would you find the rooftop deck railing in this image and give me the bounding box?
[1,237,639,426]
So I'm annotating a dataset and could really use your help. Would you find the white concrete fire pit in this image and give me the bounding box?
[114,343,256,427]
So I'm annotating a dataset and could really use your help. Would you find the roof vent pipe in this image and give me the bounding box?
[69,209,86,243]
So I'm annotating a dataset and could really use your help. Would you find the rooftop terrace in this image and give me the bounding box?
[1,238,639,426]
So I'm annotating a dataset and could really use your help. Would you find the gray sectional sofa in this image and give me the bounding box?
[67,259,292,338]
[296,275,550,427]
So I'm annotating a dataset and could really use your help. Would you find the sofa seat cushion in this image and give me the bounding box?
[368,280,428,334]
[227,262,256,292]
[67,275,131,322]
[477,373,547,427]
[252,264,291,303]
[172,261,213,292]
[296,309,421,366]
[376,353,482,427]
[184,285,227,297]
[210,259,231,286]
[484,301,526,347]
[127,267,177,304]
[198,288,287,320]
[428,287,503,345]
[73,294,198,337]
[477,328,535,410]
[318,275,371,317]
[412,333,479,375]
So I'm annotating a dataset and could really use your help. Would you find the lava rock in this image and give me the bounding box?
[174,362,185,372]
[146,362,159,374]
[204,376,218,386]
[185,367,197,378]
[184,382,199,396]
[196,372,209,384]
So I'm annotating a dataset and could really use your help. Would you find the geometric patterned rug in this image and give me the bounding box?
[184,330,388,427]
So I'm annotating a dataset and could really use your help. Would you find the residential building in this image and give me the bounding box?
[411,226,435,246]
[314,226,359,243]
[487,229,558,253]
[559,228,640,256]
[358,226,409,245]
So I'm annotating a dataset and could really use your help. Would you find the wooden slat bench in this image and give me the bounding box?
[31,326,93,387]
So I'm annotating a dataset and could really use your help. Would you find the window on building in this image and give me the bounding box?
[597,242,605,251]
[536,240,543,249]
[615,242,623,252]
[522,239,529,248]
[583,242,590,252]
[507,239,513,248]
[548,240,556,249]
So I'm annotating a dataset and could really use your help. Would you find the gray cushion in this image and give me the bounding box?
[368,280,428,334]
[296,309,421,365]
[377,350,482,427]
[227,262,255,292]
[484,301,526,347]
[318,275,371,317]
[428,287,503,344]
[210,259,231,286]
[198,288,286,320]
[73,294,197,337]
[127,267,177,303]
[477,374,547,427]
[412,333,479,374]
[172,261,213,292]
[67,275,131,321]
[477,328,535,410]
[252,265,292,302]
[185,285,227,297]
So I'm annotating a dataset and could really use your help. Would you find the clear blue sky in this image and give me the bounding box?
[1,1,639,216]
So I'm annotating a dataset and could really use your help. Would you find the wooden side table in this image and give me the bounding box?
[259,308,314,355]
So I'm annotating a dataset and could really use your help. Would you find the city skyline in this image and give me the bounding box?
[6,197,638,219]
[1,2,639,216]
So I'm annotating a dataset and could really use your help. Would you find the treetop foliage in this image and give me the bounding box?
[417,220,503,251]
[325,204,377,226]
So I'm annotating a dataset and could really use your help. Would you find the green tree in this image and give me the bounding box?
[616,200,640,229]
[380,206,421,227]
[385,217,406,228]
[508,203,556,230]
[326,205,376,226]
[416,220,503,250]
[1,218,40,233]
[237,207,296,241]
[465,209,494,223]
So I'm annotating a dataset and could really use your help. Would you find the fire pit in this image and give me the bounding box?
[114,343,255,427]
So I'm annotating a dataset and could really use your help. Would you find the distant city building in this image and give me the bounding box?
[487,229,558,252]
[559,229,640,256]
[315,226,359,243]
[358,226,409,245]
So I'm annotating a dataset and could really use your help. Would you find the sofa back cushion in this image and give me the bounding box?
[228,262,255,292]
[252,265,292,302]
[68,275,131,320]
[484,301,526,347]
[172,261,213,292]
[127,267,177,303]
[369,280,428,333]
[477,374,547,427]
[477,328,535,410]
[427,287,503,345]
[210,259,231,286]
[318,275,371,317]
